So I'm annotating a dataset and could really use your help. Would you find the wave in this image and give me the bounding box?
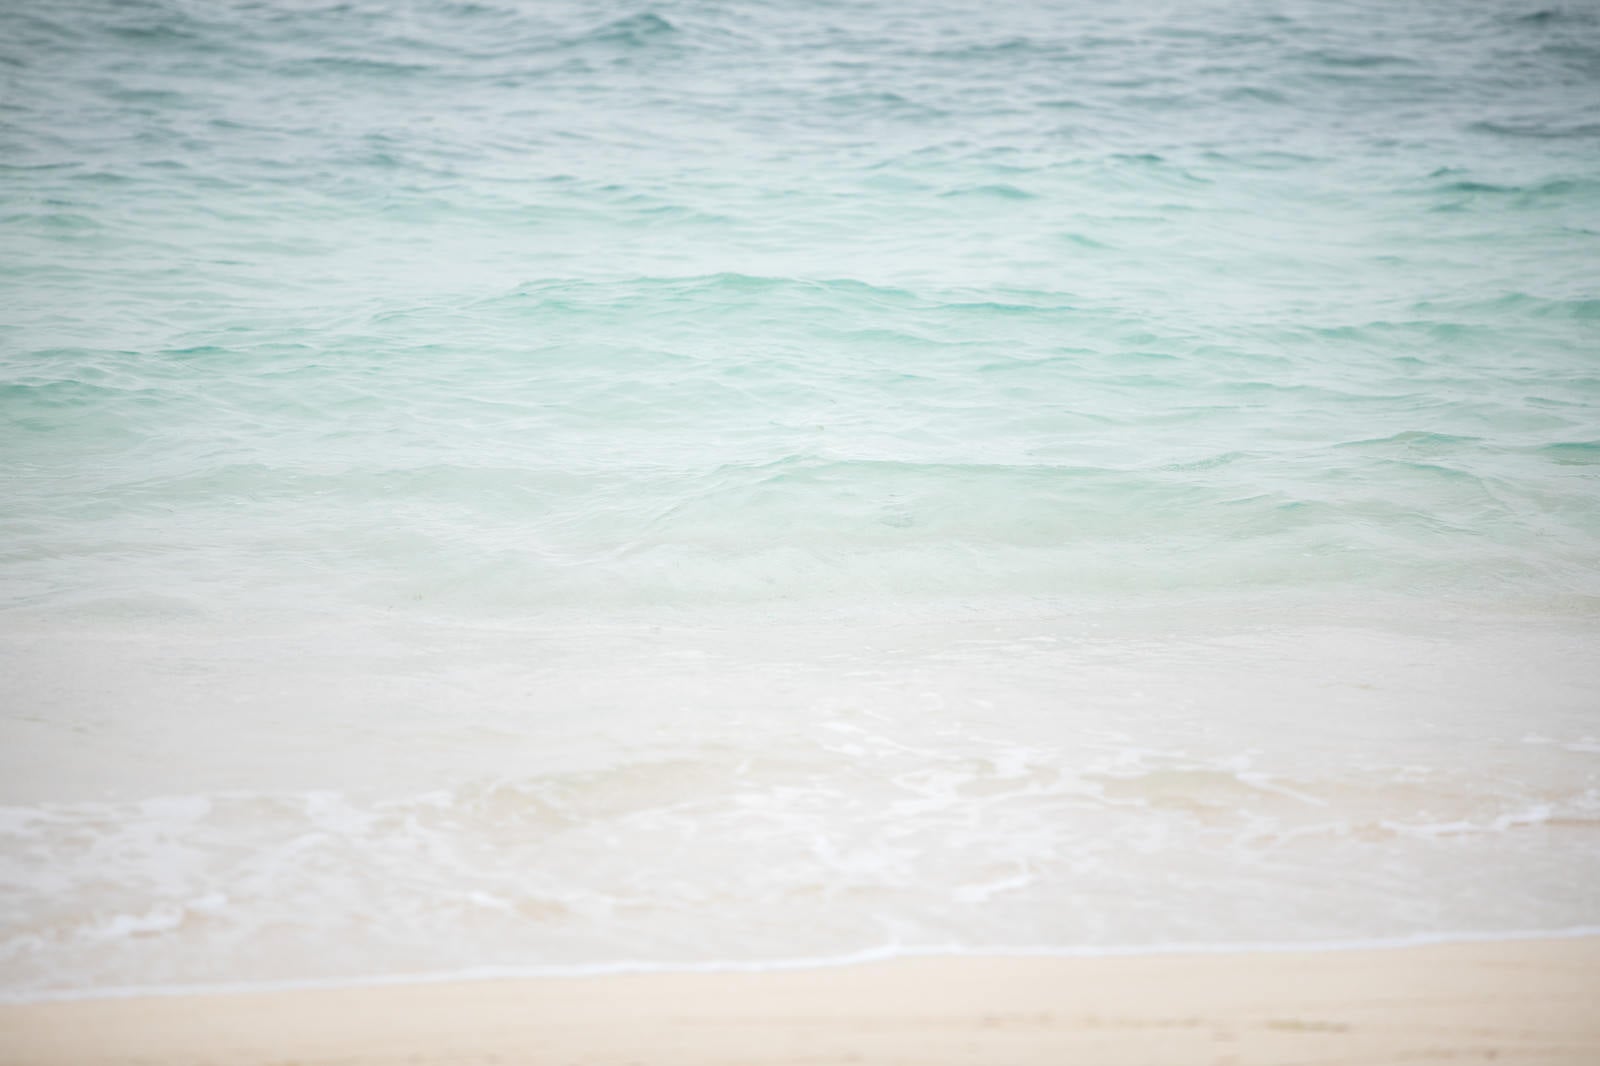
[3,739,1595,999]
[1470,120,1600,140]
[576,12,677,49]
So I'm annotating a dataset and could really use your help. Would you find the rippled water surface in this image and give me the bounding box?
[2,0,1598,998]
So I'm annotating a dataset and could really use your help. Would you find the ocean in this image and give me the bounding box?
[1,0,1598,1000]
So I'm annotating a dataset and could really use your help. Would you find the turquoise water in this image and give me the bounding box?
[2,0,1599,998]
[4,0,1600,615]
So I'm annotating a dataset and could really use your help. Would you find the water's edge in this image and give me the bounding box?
[3,926,1596,1006]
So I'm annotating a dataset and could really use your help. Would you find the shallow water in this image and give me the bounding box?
[2,0,1598,998]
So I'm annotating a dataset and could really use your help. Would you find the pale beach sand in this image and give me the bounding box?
[3,936,1597,1065]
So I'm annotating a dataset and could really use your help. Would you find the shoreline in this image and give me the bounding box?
[7,924,1600,1006]
[4,935,1597,1065]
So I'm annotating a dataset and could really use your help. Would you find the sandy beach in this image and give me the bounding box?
[4,936,1597,1065]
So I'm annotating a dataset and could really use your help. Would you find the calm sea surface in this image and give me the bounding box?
[2,0,1598,998]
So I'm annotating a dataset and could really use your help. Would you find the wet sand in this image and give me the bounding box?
[3,936,1597,1065]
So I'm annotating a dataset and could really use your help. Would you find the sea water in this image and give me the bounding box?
[1,0,1598,1000]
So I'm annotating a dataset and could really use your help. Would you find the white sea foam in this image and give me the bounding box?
[2,608,1597,999]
